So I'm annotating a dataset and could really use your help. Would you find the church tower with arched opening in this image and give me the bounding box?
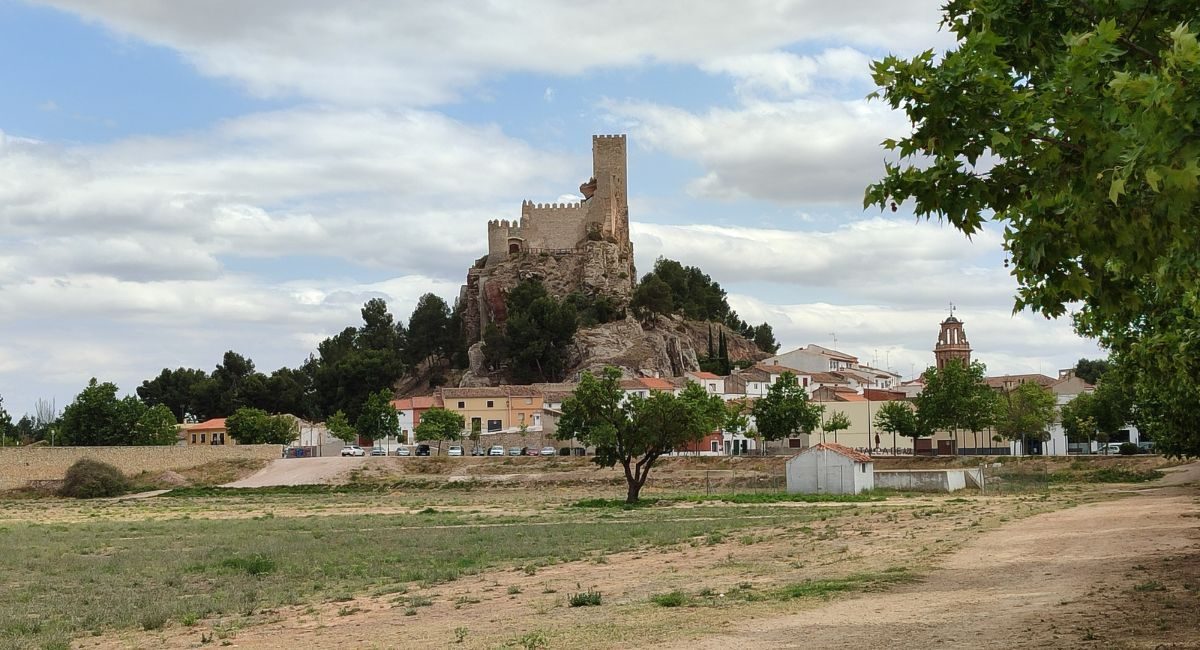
[934,310,972,370]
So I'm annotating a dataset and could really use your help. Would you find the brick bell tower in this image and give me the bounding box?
[934,307,972,370]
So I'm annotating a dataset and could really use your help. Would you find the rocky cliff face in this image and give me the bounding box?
[462,240,635,344]
[567,314,768,381]
[460,314,767,386]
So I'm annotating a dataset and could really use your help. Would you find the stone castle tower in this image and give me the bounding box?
[461,135,637,346]
[485,135,630,266]
[934,312,972,370]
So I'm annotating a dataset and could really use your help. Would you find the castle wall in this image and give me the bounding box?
[519,201,589,250]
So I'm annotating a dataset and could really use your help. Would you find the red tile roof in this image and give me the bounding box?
[688,371,721,380]
[391,396,438,411]
[640,377,677,391]
[187,418,226,431]
[808,442,873,463]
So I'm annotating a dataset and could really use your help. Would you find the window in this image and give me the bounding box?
[861,464,867,473]
[519,412,525,423]
[471,417,481,432]
[486,400,494,408]
[458,401,465,409]
[711,441,719,453]
[200,433,206,443]
[191,433,197,444]
[487,419,502,432]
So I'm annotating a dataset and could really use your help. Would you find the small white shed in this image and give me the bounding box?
[786,442,874,495]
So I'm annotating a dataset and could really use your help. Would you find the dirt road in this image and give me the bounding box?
[222,457,363,487]
[661,467,1200,649]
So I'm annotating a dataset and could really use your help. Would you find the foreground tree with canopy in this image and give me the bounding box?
[867,1,1200,455]
[557,367,725,503]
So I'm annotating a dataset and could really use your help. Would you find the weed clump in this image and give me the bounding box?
[568,589,602,607]
[59,459,129,499]
[650,590,689,607]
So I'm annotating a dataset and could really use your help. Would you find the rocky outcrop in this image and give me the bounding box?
[567,314,768,380]
[462,240,635,343]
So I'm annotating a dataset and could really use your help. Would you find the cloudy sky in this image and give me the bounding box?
[0,0,1102,416]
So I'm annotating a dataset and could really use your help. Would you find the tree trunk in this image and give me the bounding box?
[625,481,642,504]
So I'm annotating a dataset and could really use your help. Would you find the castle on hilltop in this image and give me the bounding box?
[461,135,637,348]
[485,134,630,265]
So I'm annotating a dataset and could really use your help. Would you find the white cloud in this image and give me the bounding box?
[700,47,874,99]
[42,1,950,106]
[608,97,908,203]
[631,219,1010,308]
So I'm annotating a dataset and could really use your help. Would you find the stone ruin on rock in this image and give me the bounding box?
[460,135,636,344]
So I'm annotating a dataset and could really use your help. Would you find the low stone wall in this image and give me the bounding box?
[0,445,282,490]
[874,468,982,493]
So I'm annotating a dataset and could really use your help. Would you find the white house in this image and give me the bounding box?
[785,442,874,495]
[685,371,727,397]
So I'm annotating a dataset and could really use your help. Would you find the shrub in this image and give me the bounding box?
[59,459,129,499]
[568,590,602,607]
[650,590,688,607]
[1118,442,1138,455]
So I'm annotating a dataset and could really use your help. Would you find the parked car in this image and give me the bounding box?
[539,446,556,456]
[415,444,431,456]
[488,445,505,456]
[340,445,366,457]
[447,445,464,457]
[507,447,523,456]
[369,447,387,457]
[470,447,486,456]
[1099,442,1124,454]
[524,447,539,456]
[1137,441,1155,453]
[395,447,412,457]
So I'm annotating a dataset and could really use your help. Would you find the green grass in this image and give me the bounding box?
[1047,468,1163,484]
[776,568,917,599]
[571,492,883,509]
[0,497,816,648]
[649,590,689,607]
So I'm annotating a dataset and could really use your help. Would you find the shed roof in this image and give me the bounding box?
[803,442,873,463]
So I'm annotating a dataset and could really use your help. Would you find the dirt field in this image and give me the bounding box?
[40,460,1193,650]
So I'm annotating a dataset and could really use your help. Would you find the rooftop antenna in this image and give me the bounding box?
[829,332,837,350]
[949,301,956,317]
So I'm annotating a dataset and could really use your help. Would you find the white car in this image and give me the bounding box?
[340,445,366,457]
[447,445,464,457]
[539,446,557,456]
[487,445,505,456]
[394,447,412,457]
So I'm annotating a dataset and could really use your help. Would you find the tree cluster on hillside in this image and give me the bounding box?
[57,379,178,446]
[557,367,726,503]
[135,294,467,426]
[867,2,1200,455]
[630,258,780,354]
[481,279,579,383]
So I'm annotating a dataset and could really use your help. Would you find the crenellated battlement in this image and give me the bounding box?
[483,134,630,268]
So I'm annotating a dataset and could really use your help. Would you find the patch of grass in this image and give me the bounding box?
[220,555,277,576]
[506,585,522,595]
[570,498,657,509]
[568,589,602,607]
[0,494,815,648]
[777,569,917,600]
[650,590,689,607]
[1133,580,1166,592]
